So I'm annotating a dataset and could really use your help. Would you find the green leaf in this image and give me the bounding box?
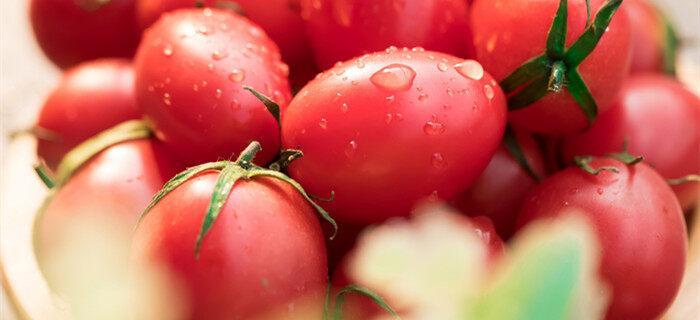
[244,86,281,133]
[566,68,598,124]
[607,150,643,166]
[564,0,624,67]
[500,55,550,93]
[503,127,541,181]
[574,156,618,175]
[137,161,229,227]
[546,0,568,59]
[195,163,246,257]
[667,174,700,186]
[54,120,152,187]
[333,285,400,320]
[506,74,551,110]
[247,168,338,239]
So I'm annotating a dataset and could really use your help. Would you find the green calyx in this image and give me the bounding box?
[574,148,643,175]
[502,126,542,181]
[323,284,400,320]
[138,141,338,258]
[661,12,679,75]
[500,0,624,125]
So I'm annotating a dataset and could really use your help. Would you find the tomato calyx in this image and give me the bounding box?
[661,13,679,75]
[138,141,338,258]
[503,126,542,181]
[501,0,624,125]
[323,283,400,320]
[667,174,700,186]
[574,149,643,175]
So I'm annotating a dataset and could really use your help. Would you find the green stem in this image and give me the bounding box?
[547,61,567,93]
[235,141,262,168]
[33,163,56,189]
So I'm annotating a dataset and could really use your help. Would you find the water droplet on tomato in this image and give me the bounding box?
[423,115,445,135]
[411,47,425,52]
[355,60,365,69]
[319,118,328,129]
[344,140,358,158]
[215,88,223,98]
[370,64,416,92]
[418,93,429,102]
[163,44,173,57]
[437,62,448,72]
[192,84,199,92]
[385,46,398,54]
[163,93,172,106]
[431,153,446,169]
[596,188,604,195]
[228,69,245,82]
[385,113,394,124]
[385,95,395,104]
[212,50,228,60]
[455,60,484,80]
[340,103,349,113]
[230,99,241,109]
[484,84,495,100]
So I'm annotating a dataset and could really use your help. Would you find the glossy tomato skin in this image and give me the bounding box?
[36,59,140,170]
[301,0,474,70]
[136,0,316,88]
[454,129,546,239]
[471,0,631,134]
[37,139,181,259]
[135,8,291,166]
[30,0,139,69]
[283,49,507,225]
[131,173,328,319]
[517,158,687,320]
[562,75,700,209]
[625,0,669,74]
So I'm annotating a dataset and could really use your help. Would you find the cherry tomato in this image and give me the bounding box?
[282,48,507,225]
[517,158,687,320]
[562,74,700,209]
[136,0,316,88]
[35,59,140,170]
[30,0,139,69]
[471,0,631,134]
[625,0,676,74]
[37,139,181,262]
[301,0,474,69]
[131,173,327,319]
[454,129,546,239]
[134,8,291,166]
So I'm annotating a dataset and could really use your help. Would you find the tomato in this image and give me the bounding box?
[131,172,328,319]
[624,0,676,74]
[136,0,316,88]
[282,48,507,225]
[301,0,474,70]
[562,75,700,209]
[35,59,140,170]
[331,212,503,319]
[37,139,181,264]
[454,129,546,239]
[517,158,687,320]
[30,0,139,69]
[134,8,291,166]
[471,0,631,134]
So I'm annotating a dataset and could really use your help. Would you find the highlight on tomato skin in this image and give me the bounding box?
[517,157,687,320]
[35,59,141,170]
[561,74,700,210]
[282,48,507,225]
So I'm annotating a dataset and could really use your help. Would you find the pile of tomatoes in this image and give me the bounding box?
[27,0,698,319]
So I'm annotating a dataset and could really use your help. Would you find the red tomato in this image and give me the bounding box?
[454,129,546,239]
[37,139,181,260]
[331,212,503,319]
[30,0,139,69]
[136,0,316,88]
[134,8,290,166]
[562,75,700,209]
[517,158,687,320]
[471,0,631,134]
[301,0,474,70]
[625,0,675,74]
[131,173,328,319]
[282,49,507,225]
[35,59,140,170]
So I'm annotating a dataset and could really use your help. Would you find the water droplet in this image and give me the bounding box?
[340,103,349,112]
[215,88,223,98]
[431,153,446,169]
[385,95,395,104]
[423,115,445,135]
[385,113,394,124]
[596,188,604,195]
[163,44,173,57]
[163,93,172,106]
[333,92,343,102]
[486,34,498,53]
[446,88,455,96]
[278,63,290,76]
[385,46,398,53]
[351,80,359,86]
[228,69,245,82]
[212,50,228,60]
[484,84,495,100]
[355,60,365,69]
[192,84,199,91]
[370,64,416,92]
[418,93,429,102]
[319,118,328,129]
[230,99,241,109]
[437,62,448,72]
[203,8,213,17]
[197,25,209,35]
[207,63,215,71]
[411,47,425,52]
[344,140,358,158]
[455,60,484,80]
[249,26,264,38]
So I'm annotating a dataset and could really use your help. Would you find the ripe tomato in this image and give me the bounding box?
[471,0,631,134]
[517,158,687,320]
[562,75,700,209]
[301,0,474,70]
[35,59,140,170]
[136,0,316,88]
[30,0,139,69]
[134,8,291,166]
[454,129,546,239]
[37,139,181,262]
[625,0,677,74]
[131,173,328,319]
[282,48,507,225]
